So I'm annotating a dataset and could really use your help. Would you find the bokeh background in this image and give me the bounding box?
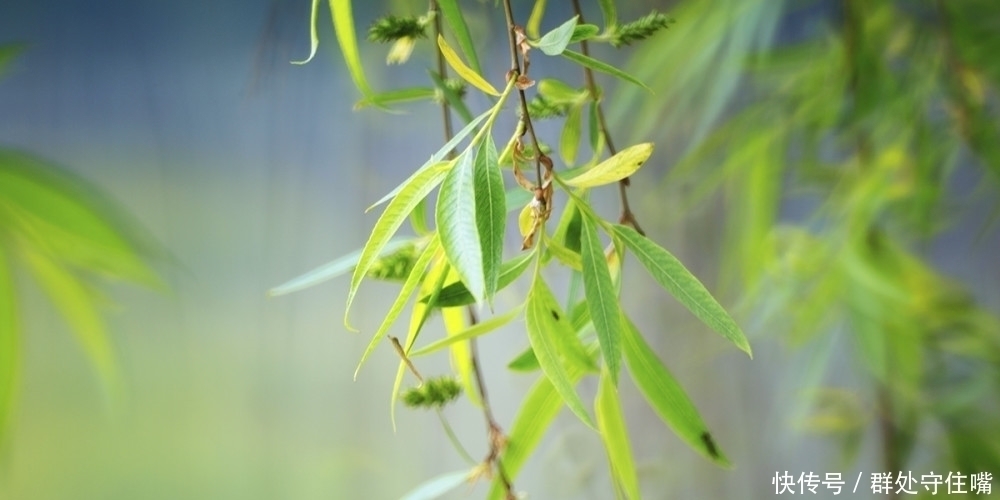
[1,1,998,499]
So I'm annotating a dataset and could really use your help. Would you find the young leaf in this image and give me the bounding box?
[560,104,583,166]
[622,316,730,466]
[346,161,452,329]
[561,49,650,91]
[291,0,321,64]
[354,235,440,379]
[354,87,436,109]
[596,370,641,500]
[571,24,601,43]
[613,225,752,357]
[0,247,18,445]
[441,285,477,407]
[437,34,499,96]
[581,215,623,384]
[535,16,579,56]
[474,136,505,302]
[545,237,582,271]
[526,0,548,39]
[410,305,523,357]
[598,0,618,31]
[437,0,481,74]
[330,0,376,98]
[437,150,486,304]
[426,252,533,308]
[399,469,471,500]
[525,277,595,428]
[268,238,413,296]
[565,143,654,188]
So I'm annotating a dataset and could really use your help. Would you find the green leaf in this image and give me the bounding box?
[544,236,582,271]
[437,34,499,96]
[0,246,19,445]
[268,238,412,296]
[437,151,486,304]
[330,0,376,98]
[596,370,641,500]
[535,16,579,56]
[369,110,490,211]
[622,316,729,466]
[581,215,623,384]
[346,161,452,329]
[525,277,595,428]
[474,136,505,302]
[561,49,649,91]
[613,225,752,357]
[428,70,474,124]
[354,235,440,379]
[565,143,653,188]
[588,100,604,155]
[598,0,618,31]
[538,78,586,105]
[526,0,548,39]
[427,252,533,308]
[437,0,481,75]
[410,305,523,357]
[571,24,601,43]
[291,0,321,64]
[354,87,436,109]
[399,469,470,500]
[508,300,593,373]
[560,104,584,166]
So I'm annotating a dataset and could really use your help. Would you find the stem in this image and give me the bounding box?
[571,0,645,236]
[431,0,455,145]
[469,310,516,499]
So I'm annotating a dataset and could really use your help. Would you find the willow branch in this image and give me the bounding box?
[502,0,546,184]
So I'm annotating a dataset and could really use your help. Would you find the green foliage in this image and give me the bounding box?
[401,376,463,410]
[367,15,428,43]
[280,2,751,498]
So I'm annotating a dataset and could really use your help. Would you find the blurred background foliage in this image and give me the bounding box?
[0,0,998,499]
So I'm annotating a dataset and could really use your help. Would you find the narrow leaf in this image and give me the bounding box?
[437,35,499,96]
[427,252,533,308]
[598,0,618,31]
[410,304,523,357]
[565,143,653,188]
[437,151,486,304]
[399,470,471,500]
[581,215,623,384]
[622,315,729,466]
[536,16,579,56]
[369,111,490,211]
[527,0,548,39]
[330,0,375,98]
[596,370,641,499]
[571,24,601,43]
[560,104,583,166]
[442,286,478,407]
[268,238,412,296]
[0,246,19,445]
[613,225,752,357]
[354,87,436,109]
[354,235,440,379]
[291,0,321,64]
[525,277,595,428]
[346,161,452,329]
[474,136,505,302]
[561,49,649,91]
[545,237,582,271]
[437,0,481,74]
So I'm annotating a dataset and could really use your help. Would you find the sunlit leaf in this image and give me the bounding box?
[354,235,440,379]
[291,0,321,64]
[354,87,436,109]
[613,225,752,357]
[581,215,623,384]
[346,161,452,330]
[437,35,499,96]
[437,150,485,304]
[560,104,583,166]
[474,136,505,302]
[410,305,523,357]
[442,280,477,407]
[536,16,579,56]
[426,252,533,308]
[562,49,649,91]
[596,370,641,499]
[622,315,729,466]
[437,0,481,74]
[565,143,653,188]
[525,276,595,428]
[0,246,18,445]
[526,0,548,39]
[399,469,471,500]
[330,0,376,98]
[268,238,413,296]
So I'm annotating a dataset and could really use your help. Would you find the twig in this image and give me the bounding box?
[571,0,645,236]
[390,336,424,383]
[469,310,516,500]
[502,0,547,185]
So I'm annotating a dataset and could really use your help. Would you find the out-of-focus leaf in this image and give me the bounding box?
[562,49,649,91]
[474,136,505,302]
[437,35,499,96]
[291,0,321,64]
[437,150,485,304]
[268,238,412,296]
[437,0,481,75]
[355,87,436,109]
[330,0,376,99]
[535,16,579,56]
[545,236,582,271]
[598,0,618,31]
[346,161,452,330]
[581,215,623,384]
[426,252,532,308]
[527,0,548,39]
[560,104,584,166]
[428,69,474,124]
[614,225,752,357]
[622,316,729,466]
[0,246,18,445]
[596,370,641,500]
[565,143,653,188]
[410,305,523,357]
[441,277,477,407]
[354,234,440,379]
[571,24,601,43]
[399,469,471,500]
[525,277,596,428]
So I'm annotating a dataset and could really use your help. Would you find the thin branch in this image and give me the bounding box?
[502,0,547,185]
[431,0,455,144]
[469,310,516,500]
[571,0,645,236]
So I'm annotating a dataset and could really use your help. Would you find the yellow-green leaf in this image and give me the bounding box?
[0,246,19,445]
[426,252,533,308]
[291,0,321,64]
[561,49,649,91]
[437,0,481,74]
[581,215,623,384]
[330,0,375,98]
[410,305,524,357]
[622,316,730,466]
[346,161,452,330]
[596,370,641,499]
[565,143,653,188]
[437,34,500,96]
[560,104,584,166]
[613,225,752,357]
